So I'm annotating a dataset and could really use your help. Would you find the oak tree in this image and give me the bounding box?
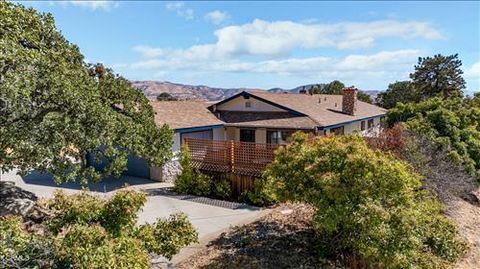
[0,2,173,183]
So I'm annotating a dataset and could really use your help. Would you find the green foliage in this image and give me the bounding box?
[47,190,105,234]
[0,1,173,183]
[101,189,147,236]
[241,177,278,206]
[376,81,420,109]
[156,92,178,101]
[387,96,480,181]
[411,54,465,99]
[264,133,465,268]
[135,213,198,260]
[174,145,212,196]
[310,80,373,103]
[0,189,198,268]
[213,179,232,199]
[0,216,56,268]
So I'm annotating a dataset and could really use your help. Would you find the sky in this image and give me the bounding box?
[21,1,480,92]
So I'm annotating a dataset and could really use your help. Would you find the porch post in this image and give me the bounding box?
[230,140,235,173]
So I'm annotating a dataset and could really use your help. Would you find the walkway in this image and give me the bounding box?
[0,169,264,264]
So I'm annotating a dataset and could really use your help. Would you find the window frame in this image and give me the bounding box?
[368,119,374,129]
[330,126,344,135]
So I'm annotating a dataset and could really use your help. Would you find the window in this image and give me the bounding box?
[330,126,344,135]
[245,101,251,108]
[267,130,294,144]
[368,119,374,129]
[360,121,366,131]
[240,129,255,142]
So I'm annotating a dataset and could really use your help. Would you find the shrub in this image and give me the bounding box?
[57,223,151,269]
[264,132,465,268]
[135,213,198,260]
[241,177,278,207]
[2,190,198,268]
[174,144,212,196]
[101,189,147,236]
[0,216,56,268]
[213,179,232,199]
[387,96,480,182]
[46,190,104,234]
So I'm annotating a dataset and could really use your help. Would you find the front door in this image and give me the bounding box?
[240,129,255,142]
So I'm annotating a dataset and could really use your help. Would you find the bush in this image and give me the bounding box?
[0,216,56,268]
[213,179,232,199]
[58,224,150,269]
[174,145,212,196]
[241,177,278,207]
[264,132,465,268]
[2,190,198,269]
[135,213,198,260]
[387,96,480,182]
[174,144,214,196]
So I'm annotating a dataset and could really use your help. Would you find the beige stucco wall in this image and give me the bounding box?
[255,128,267,144]
[213,128,225,140]
[172,133,181,153]
[324,116,382,136]
[225,127,236,140]
[216,96,285,112]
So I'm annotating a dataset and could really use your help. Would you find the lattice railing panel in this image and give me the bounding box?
[184,138,279,176]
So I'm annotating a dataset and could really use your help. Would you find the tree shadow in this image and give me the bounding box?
[144,187,259,210]
[20,171,156,192]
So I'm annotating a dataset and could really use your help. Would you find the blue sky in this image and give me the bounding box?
[22,1,480,92]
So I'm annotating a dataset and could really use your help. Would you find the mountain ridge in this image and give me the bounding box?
[131,80,380,101]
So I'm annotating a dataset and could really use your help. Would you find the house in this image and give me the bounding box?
[151,87,387,152]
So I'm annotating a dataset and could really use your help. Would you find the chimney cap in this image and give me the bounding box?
[342,86,358,92]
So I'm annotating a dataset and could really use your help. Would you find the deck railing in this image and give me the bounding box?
[184,138,280,177]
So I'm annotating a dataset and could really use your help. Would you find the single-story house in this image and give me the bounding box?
[151,87,387,152]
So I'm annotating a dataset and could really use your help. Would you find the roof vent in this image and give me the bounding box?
[318,98,321,103]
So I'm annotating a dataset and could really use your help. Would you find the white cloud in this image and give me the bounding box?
[465,61,480,79]
[121,18,442,87]
[205,10,230,25]
[58,1,118,11]
[133,46,166,58]
[127,49,421,77]
[210,19,442,56]
[133,19,442,60]
[165,2,194,20]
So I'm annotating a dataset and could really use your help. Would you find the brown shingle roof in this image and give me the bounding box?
[219,111,317,129]
[246,91,387,127]
[150,101,224,130]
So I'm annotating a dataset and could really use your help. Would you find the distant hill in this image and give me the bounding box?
[131,81,381,101]
[130,81,253,101]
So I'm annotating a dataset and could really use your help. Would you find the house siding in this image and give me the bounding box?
[216,95,286,112]
[323,116,382,135]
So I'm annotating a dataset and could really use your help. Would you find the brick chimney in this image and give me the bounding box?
[342,87,358,115]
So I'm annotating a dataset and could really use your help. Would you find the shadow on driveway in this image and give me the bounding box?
[21,171,156,193]
[144,187,259,211]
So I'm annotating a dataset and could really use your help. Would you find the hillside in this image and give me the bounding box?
[130,81,252,101]
[131,81,381,101]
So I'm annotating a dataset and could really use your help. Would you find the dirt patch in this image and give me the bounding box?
[176,203,336,269]
[447,198,480,269]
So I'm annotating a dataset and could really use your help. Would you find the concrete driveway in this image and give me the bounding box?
[0,170,264,255]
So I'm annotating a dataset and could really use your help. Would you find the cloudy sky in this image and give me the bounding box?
[23,1,479,92]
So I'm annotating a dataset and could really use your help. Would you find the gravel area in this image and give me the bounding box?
[176,203,336,269]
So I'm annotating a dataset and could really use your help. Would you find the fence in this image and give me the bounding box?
[184,138,280,195]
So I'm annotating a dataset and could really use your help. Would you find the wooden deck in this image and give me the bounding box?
[184,138,280,194]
